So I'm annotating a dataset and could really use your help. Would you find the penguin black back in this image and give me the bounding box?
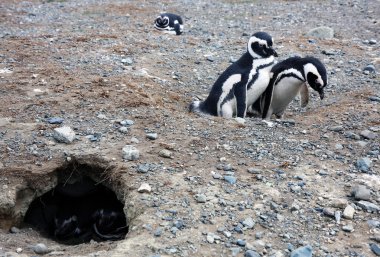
[154,13,183,35]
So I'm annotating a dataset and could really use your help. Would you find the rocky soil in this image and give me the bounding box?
[0,0,379,256]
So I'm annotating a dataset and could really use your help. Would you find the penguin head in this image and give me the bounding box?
[304,57,328,100]
[155,14,170,28]
[248,32,278,58]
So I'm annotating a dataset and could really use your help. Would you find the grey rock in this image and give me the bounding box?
[343,205,355,219]
[360,129,377,139]
[231,247,241,256]
[207,56,215,62]
[118,127,129,133]
[363,64,376,73]
[196,194,207,203]
[46,117,64,124]
[154,228,162,237]
[223,230,232,238]
[351,185,371,201]
[122,145,140,161]
[224,175,237,185]
[245,250,260,257]
[329,125,343,132]
[159,149,172,158]
[242,217,255,229]
[369,96,380,102]
[335,211,341,224]
[206,232,220,243]
[342,224,354,232]
[121,57,133,65]
[53,126,76,143]
[367,220,380,228]
[323,208,335,217]
[236,239,246,246]
[306,26,334,39]
[357,200,380,212]
[370,243,380,256]
[137,164,150,173]
[120,119,134,126]
[356,157,372,172]
[247,168,261,174]
[345,132,361,140]
[10,227,20,233]
[369,39,377,45]
[290,245,312,257]
[146,133,158,140]
[32,243,50,255]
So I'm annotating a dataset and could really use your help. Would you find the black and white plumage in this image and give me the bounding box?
[154,13,183,35]
[253,56,327,119]
[190,32,278,118]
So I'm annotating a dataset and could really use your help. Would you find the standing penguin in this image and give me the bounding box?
[253,56,327,119]
[154,13,183,35]
[190,32,278,118]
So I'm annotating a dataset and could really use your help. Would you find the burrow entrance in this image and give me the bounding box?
[1,156,133,246]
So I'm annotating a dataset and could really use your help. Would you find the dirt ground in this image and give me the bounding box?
[0,0,379,256]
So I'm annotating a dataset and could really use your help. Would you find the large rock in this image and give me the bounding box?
[290,245,313,257]
[357,201,380,212]
[351,185,371,200]
[53,126,76,143]
[122,145,140,161]
[306,26,334,39]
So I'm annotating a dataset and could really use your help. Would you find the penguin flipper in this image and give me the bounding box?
[261,78,275,119]
[299,82,309,108]
[174,22,182,35]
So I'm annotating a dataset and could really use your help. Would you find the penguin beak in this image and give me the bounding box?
[272,49,278,57]
[267,47,278,57]
[318,90,324,100]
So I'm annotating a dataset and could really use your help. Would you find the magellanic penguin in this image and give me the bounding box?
[253,56,327,119]
[190,32,278,118]
[154,13,183,35]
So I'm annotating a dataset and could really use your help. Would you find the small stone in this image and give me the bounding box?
[234,117,245,124]
[206,56,215,62]
[121,57,133,65]
[369,39,377,45]
[196,194,207,203]
[351,185,371,200]
[323,208,335,217]
[245,250,260,257]
[242,217,255,229]
[118,127,129,133]
[290,245,313,257]
[290,185,302,193]
[247,168,261,174]
[97,113,107,119]
[53,126,76,143]
[306,26,334,39]
[343,205,355,219]
[130,137,139,143]
[154,228,162,237]
[370,243,380,256]
[138,183,151,193]
[356,157,372,172]
[331,198,348,209]
[120,119,134,126]
[335,211,341,224]
[224,175,237,185]
[236,239,246,247]
[32,243,50,255]
[137,164,150,173]
[159,149,172,158]
[363,64,376,73]
[357,200,380,212]
[318,169,329,176]
[342,224,354,232]
[360,129,377,139]
[329,125,343,132]
[223,231,232,238]
[10,227,20,233]
[16,248,22,253]
[369,96,380,102]
[231,248,241,256]
[146,133,158,140]
[122,145,140,161]
[46,117,64,124]
[170,226,179,235]
[368,220,380,228]
[206,233,215,243]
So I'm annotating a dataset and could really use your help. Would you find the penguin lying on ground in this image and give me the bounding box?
[251,56,327,119]
[190,32,278,118]
[154,13,183,35]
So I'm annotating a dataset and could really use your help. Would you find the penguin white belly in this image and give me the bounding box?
[217,74,242,118]
[271,78,304,115]
[246,68,271,107]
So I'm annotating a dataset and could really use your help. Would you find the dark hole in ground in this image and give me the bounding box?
[24,175,128,245]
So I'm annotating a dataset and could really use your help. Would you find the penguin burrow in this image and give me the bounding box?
[252,56,328,119]
[154,13,183,35]
[24,174,128,245]
[190,32,278,118]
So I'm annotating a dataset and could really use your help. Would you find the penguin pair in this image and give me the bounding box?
[251,56,328,119]
[154,13,183,35]
[190,32,278,118]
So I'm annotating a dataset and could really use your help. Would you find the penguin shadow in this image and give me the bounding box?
[23,176,128,245]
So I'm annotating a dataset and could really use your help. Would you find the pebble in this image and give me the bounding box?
[138,183,151,193]
[342,224,354,232]
[342,205,355,219]
[329,125,343,132]
[363,64,376,73]
[368,220,380,228]
[231,248,240,256]
[351,185,371,200]
[159,149,172,158]
[323,208,335,217]
[10,227,20,233]
[224,175,237,185]
[306,26,334,39]
[360,129,377,139]
[53,126,76,143]
[356,157,372,172]
[369,96,380,102]
[154,228,162,237]
[223,231,232,238]
[196,194,207,203]
[242,217,255,229]
[369,39,377,45]
[120,119,134,126]
[245,250,260,257]
[335,211,341,224]
[121,57,133,65]
[370,243,380,256]
[137,164,150,173]
[331,198,348,209]
[206,56,215,62]
[247,168,261,174]
[146,133,158,140]
[118,127,129,133]
[46,117,64,124]
[16,248,22,253]
[206,232,220,243]
[32,243,50,255]
[290,245,313,257]
[122,145,140,161]
[236,239,246,247]
[357,200,380,212]
[97,113,107,119]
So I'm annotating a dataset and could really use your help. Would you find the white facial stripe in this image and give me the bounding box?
[275,68,304,85]
[217,74,242,116]
[304,63,323,86]
[247,36,272,58]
